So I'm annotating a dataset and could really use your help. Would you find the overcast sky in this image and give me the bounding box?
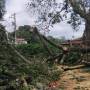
[3,0,85,40]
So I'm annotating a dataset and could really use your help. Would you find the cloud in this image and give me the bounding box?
[4,0,35,31]
[3,0,84,39]
[48,22,84,39]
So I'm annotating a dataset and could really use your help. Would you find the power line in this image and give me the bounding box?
[4,10,27,20]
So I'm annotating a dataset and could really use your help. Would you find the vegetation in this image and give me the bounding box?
[0,0,5,19]
[0,25,61,90]
[0,24,80,89]
[0,0,90,90]
[28,0,90,45]
[16,43,58,58]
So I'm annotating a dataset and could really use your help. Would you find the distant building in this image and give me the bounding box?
[15,38,27,45]
[61,38,83,47]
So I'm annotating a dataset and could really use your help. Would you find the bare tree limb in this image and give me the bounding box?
[47,53,63,61]
[63,65,86,71]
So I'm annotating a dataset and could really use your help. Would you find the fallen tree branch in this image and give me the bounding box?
[62,65,86,71]
[9,44,31,64]
[82,61,90,65]
[70,47,90,53]
[31,27,69,52]
[42,35,64,50]
[32,27,53,56]
[60,54,67,64]
[47,53,63,61]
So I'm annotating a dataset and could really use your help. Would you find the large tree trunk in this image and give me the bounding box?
[83,20,90,46]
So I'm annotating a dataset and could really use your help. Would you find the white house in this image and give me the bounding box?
[15,38,27,45]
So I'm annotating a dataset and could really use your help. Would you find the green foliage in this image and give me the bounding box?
[16,25,32,42]
[24,60,61,84]
[0,43,61,89]
[0,28,61,89]
[64,51,81,65]
[16,43,47,57]
[50,70,61,81]
[16,42,61,59]
[0,25,62,89]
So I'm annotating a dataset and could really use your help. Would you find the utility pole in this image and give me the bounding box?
[11,13,17,45]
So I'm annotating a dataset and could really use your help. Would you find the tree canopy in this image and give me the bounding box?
[27,0,90,45]
[27,0,90,25]
[0,0,5,19]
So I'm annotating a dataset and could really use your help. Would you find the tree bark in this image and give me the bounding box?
[69,0,90,46]
[83,20,90,46]
[63,65,86,71]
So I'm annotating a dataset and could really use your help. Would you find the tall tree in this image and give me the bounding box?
[68,0,90,45]
[0,0,5,19]
[27,0,90,45]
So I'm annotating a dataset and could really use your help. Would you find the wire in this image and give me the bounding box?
[4,10,27,20]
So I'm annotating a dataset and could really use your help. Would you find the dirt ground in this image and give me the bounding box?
[58,66,90,90]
